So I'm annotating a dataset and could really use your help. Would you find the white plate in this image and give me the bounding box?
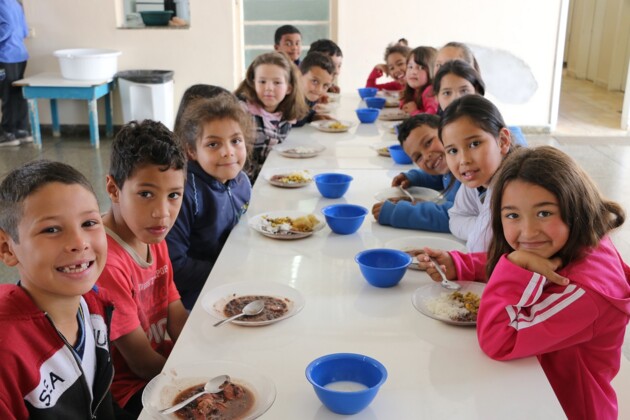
[384,236,467,270]
[412,281,485,326]
[370,142,397,157]
[262,168,313,188]
[275,143,326,158]
[379,109,409,121]
[142,361,276,419]
[374,186,442,203]
[201,281,305,326]
[310,120,355,133]
[248,211,325,240]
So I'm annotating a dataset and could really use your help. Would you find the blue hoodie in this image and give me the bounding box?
[377,170,460,233]
[166,161,251,310]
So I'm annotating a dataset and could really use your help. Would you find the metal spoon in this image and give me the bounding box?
[213,299,265,327]
[429,257,461,290]
[159,374,230,414]
[398,186,416,204]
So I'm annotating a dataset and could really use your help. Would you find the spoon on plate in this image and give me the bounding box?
[159,374,231,414]
[213,299,265,327]
[398,186,416,204]
[429,257,461,290]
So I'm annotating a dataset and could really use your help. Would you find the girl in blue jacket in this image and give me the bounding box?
[372,114,460,232]
[168,90,252,310]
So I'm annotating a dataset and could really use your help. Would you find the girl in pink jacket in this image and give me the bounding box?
[425,146,630,419]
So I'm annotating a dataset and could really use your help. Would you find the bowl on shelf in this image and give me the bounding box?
[355,248,412,288]
[313,173,353,199]
[355,108,380,124]
[139,10,174,26]
[388,144,413,164]
[358,87,378,99]
[321,204,368,235]
[306,353,388,415]
[365,97,386,109]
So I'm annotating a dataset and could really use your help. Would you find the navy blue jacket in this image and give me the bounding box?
[166,161,251,310]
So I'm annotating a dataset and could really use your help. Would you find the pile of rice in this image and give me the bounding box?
[426,291,479,322]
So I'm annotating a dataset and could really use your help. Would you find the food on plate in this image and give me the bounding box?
[269,171,312,185]
[377,147,390,156]
[325,121,349,130]
[172,379,254,419]
[426,291,481,322]
[259,214,320,235]
[281,146,317,155]
[224,295,290,322]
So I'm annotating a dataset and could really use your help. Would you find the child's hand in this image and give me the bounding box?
[328,85,340,93]
[401,101,418,115]
[507,250,570,286]
[416,248,456,281]
[391,173,410,188]
[312,113,334,121]
[372,201,384,220]
[319,94,330,104]
[374,64,388,77]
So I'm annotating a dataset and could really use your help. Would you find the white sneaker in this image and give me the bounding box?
[0,133,20,147]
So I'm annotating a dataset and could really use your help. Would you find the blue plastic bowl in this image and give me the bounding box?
[306,353,388,415]
[355,248,412,287]
[321,204,368,235]
[313,173,353,199]
[388,144,412,164]
[355,108,380,124]
[358,87,378,99]
[365,97,386,109]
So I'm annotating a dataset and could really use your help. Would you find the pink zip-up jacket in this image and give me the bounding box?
[450,237,630,420]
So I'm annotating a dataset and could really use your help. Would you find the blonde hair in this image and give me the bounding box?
[234,52,308,121]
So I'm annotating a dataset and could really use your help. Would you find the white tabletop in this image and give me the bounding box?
[13,72,112,87]
[139,94,570,419]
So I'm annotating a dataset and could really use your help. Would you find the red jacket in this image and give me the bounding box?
[365,67,404,91]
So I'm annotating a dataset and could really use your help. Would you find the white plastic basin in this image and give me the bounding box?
[53,48,122,81]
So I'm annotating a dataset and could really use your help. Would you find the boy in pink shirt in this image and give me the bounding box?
[97,120,189,417]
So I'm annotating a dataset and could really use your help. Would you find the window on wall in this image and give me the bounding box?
[243,0,330,68]
[121,0,190,28]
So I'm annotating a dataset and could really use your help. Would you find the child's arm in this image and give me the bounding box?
[166,299,188,342]
[448,187,479,241]
[113,327,167,380]
[477,255,598,361]
[366,65,403,90]
[375,199,453,232]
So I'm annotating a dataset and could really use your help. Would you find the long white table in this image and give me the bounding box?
[139,94,574,419]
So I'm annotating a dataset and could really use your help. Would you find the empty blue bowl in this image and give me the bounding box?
[321,204,368,235]
[355,248,412,287]
[358,87,378,99]
[388,144,412,164]
[306,353,388,415]
[365,97,386,109]
[355,108,380,123]
[313,173,353,199]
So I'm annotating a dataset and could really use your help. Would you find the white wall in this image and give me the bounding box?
[22,0,238,127]
[336,0,567,129]
[21,0,567,131]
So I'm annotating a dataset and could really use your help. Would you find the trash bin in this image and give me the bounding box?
[116,70,174,130]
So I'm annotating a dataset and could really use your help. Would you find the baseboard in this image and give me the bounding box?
[39,124,124,137]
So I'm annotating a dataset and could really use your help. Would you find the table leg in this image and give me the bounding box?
[27,98,42,148]
[104,90,113,138]
[50,99,60,137]
[87,99,100,149]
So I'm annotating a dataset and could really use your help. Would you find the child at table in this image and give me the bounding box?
[309,39,343,92]
[440,95,517,252]
[97,120,189,417]
[293,52,336,127]
[235,51,308,184]
[372,114,460,233]
[400,46,438,116]
[427,146,630,420]
[167,92,252,310]
[433,41,479,76]
[0,160,118,419]
[173,84,230,133]
[365,41,411,91]
[273,24,302,65]
[433,60,527,146]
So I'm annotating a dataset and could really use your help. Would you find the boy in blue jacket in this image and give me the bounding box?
[372,114,460,232]
[167,92,252,310]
